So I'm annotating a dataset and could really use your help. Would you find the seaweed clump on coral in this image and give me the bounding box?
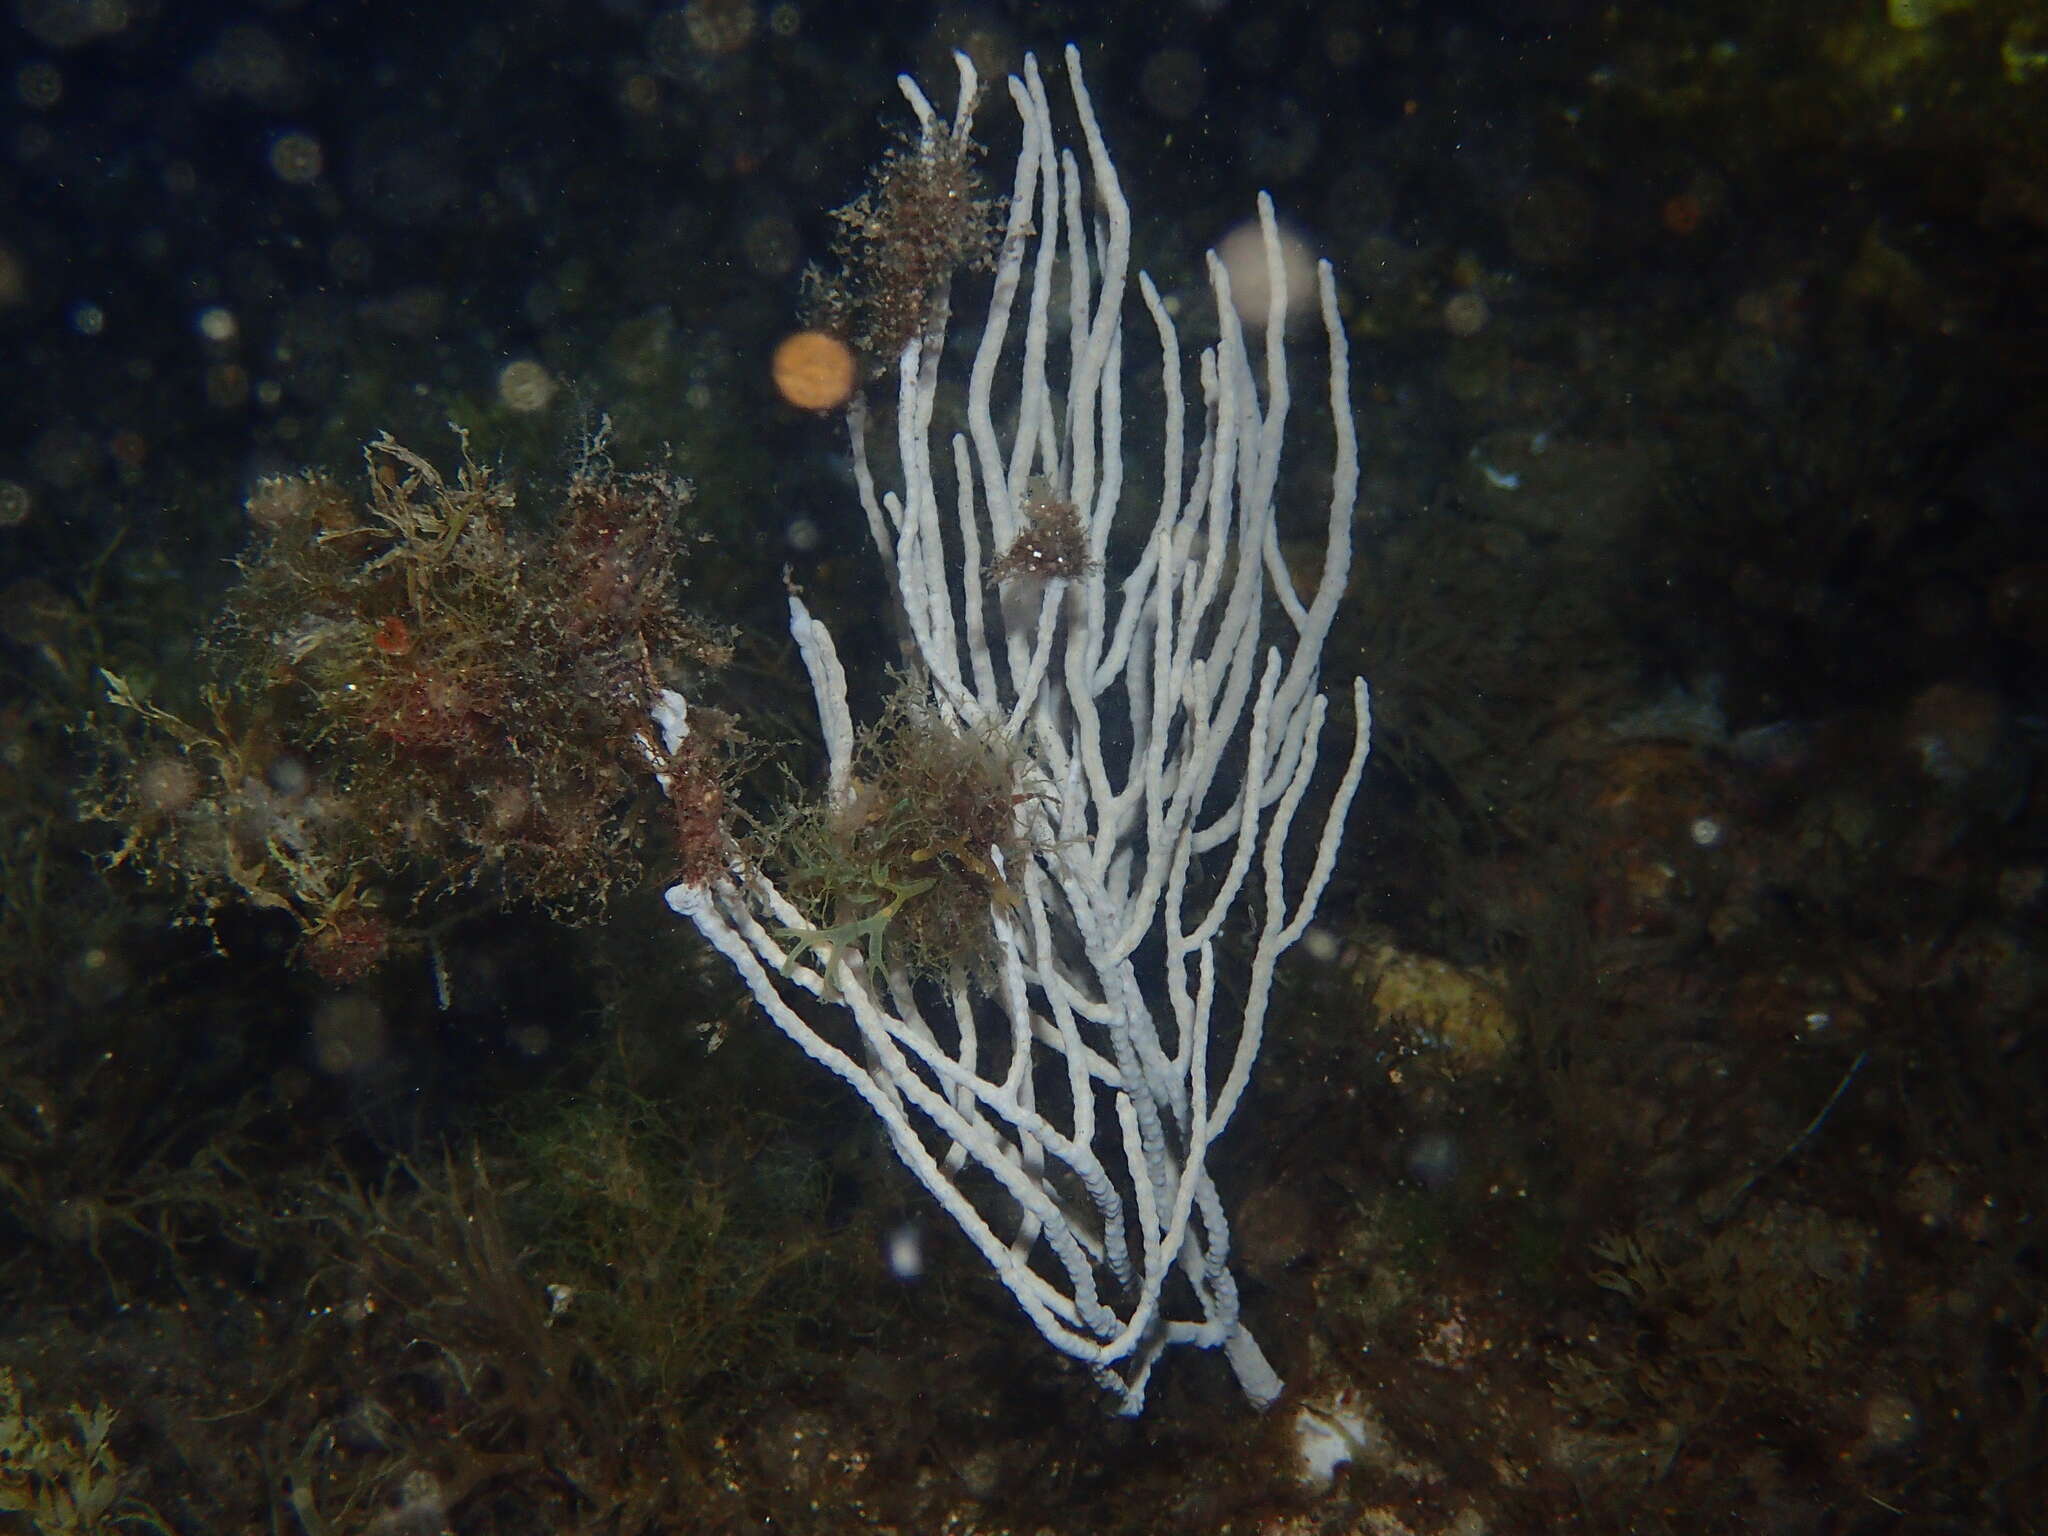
[764,682,1047,988]
[987,477,1097,586]
[83,430,741,982]
[800,74,999,375]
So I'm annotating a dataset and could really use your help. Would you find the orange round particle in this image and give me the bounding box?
[1661,192,1704,237]
[772,330,857,412]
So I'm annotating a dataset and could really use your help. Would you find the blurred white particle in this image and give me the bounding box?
[784,516,819,553]
[196,305,238,343]
[884,1222,924,1281]
[268,130,324,184]
[1216,218,1318,328]
[1405,1130,1461,1190]
[69,301,104,335]
[1325,27,1365,67]
[681,0,755,55]
[1689,815,1723,847]
[191,24,294,107]
[311,994,389,1076]
[267,753,312,798]
[17,0,132,50]
[1302,925,1340,963]
[0,243,25,308]
[619,72,659,116]
[1442,289,1489,337]
[742,212,797,276]
[16,60,62,109]
[67,943,131,1006]
[135,755,199,814]
[498,358,557,413]
[0,480,31,529]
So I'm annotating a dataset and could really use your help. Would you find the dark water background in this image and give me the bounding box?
[2,2,2043,1531]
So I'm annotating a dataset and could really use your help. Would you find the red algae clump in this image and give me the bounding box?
[85,429,740,978]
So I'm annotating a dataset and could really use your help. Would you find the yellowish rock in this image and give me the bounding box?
[1361,942,1519,1074]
